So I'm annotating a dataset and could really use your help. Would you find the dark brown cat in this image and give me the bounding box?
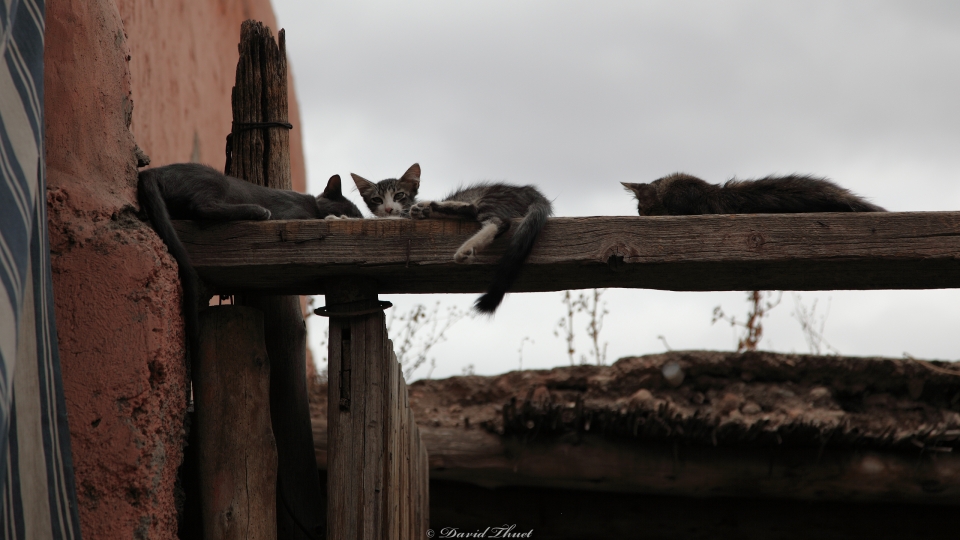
[623,173,885,216]
[138,163,362,360]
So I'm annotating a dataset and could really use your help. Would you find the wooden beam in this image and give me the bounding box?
[175,212,960,294]
[313,422,960,505]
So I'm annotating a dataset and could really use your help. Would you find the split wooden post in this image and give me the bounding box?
[196,306,277,540]
[226,20,324,539]
[324,278,429,539]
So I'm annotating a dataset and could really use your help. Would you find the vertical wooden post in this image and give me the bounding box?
[325,278,429,539]
[227,20,323,540]
[196,306,277,540]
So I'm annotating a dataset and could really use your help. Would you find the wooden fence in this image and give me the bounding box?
[190,20,429,540]
[180,208,960,538]
[184,18,960,540]
[324,278,429,539]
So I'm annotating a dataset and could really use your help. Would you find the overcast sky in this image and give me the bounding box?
[271,1,960,379]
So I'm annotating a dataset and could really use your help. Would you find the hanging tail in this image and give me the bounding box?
[137,170,200,359]
[474,200,551,314]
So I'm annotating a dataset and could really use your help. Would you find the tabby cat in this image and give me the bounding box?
[351,163,421,218]
[410,178,553,314]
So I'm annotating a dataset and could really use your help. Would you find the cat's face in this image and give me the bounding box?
[351,163,421,218]
[316,174,363,218]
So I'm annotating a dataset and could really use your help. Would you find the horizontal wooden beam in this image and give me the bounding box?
[311,423,960,505]
[174,212,960,294]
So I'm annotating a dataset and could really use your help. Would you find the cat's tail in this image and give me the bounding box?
[474,199,552,314]
[137,169,200,361]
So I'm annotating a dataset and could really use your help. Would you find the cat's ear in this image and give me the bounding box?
[322,174,344,199]
[622,182,658,209]
[621,182,646,198]
[400,163,421,182]
[351,173,376,198]
[399,163,421,191]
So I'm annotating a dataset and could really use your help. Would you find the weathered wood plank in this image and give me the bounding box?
[325,280,429,539]
[226,20,322,540]
[196,306,277,540]
[385,349,400,540]
[174,212,960,294]
[326,312,363,539]
[315,421,960,505]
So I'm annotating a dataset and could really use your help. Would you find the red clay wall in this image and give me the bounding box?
[115,0,307,190]
[44,0,305,538]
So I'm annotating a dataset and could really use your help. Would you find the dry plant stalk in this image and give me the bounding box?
[517,337,535,371]
[555,289,609,366]
[388,301,469,379]
[791,293,839,355]
[713,291,783,352]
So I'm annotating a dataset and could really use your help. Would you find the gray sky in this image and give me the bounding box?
[272,1,960,379]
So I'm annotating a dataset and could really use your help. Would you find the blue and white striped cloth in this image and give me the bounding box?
[0,0,82,538]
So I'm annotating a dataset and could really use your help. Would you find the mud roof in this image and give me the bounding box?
[312,351,960,503]
[409,351,960,451]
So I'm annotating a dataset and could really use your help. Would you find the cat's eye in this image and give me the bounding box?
[372,197,383,205]
[394,193,406,201]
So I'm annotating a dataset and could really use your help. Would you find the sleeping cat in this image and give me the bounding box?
[410,179,553,314]
[622,173,885,215]
[138,162,362,358]
[351,163,421,217]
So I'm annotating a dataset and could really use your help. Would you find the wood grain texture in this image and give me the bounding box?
[323,286,429,540]
[325,284,428,539]
[175,212,960,294]
[196,307,277,540]
[227,20,322,540]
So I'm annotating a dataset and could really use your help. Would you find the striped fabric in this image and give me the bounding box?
[0,0,82,538]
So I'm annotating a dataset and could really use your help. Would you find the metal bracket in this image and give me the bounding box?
[314,299,393,317]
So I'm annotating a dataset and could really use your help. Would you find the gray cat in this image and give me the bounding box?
[138,162,362,358]
[351,163,421,218]
[622,173,885,215]
[410,179,553,314]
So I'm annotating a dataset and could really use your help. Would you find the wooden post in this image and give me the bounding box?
[196,306,277,540]
[325,277,428,539]
[227,20,323,540]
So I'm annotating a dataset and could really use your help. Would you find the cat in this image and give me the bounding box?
[622,173,885,216]
[409,179,553,314]
[137,162,362,358]
[351,163,421,218]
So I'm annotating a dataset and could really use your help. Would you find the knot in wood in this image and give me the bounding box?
[607,254,626,272]
[748,233,765,249]
[602,243,633,264]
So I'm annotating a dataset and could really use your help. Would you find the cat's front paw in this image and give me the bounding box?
[409,202,433,219]
[258,208,272,220]
[454,246,476,263]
